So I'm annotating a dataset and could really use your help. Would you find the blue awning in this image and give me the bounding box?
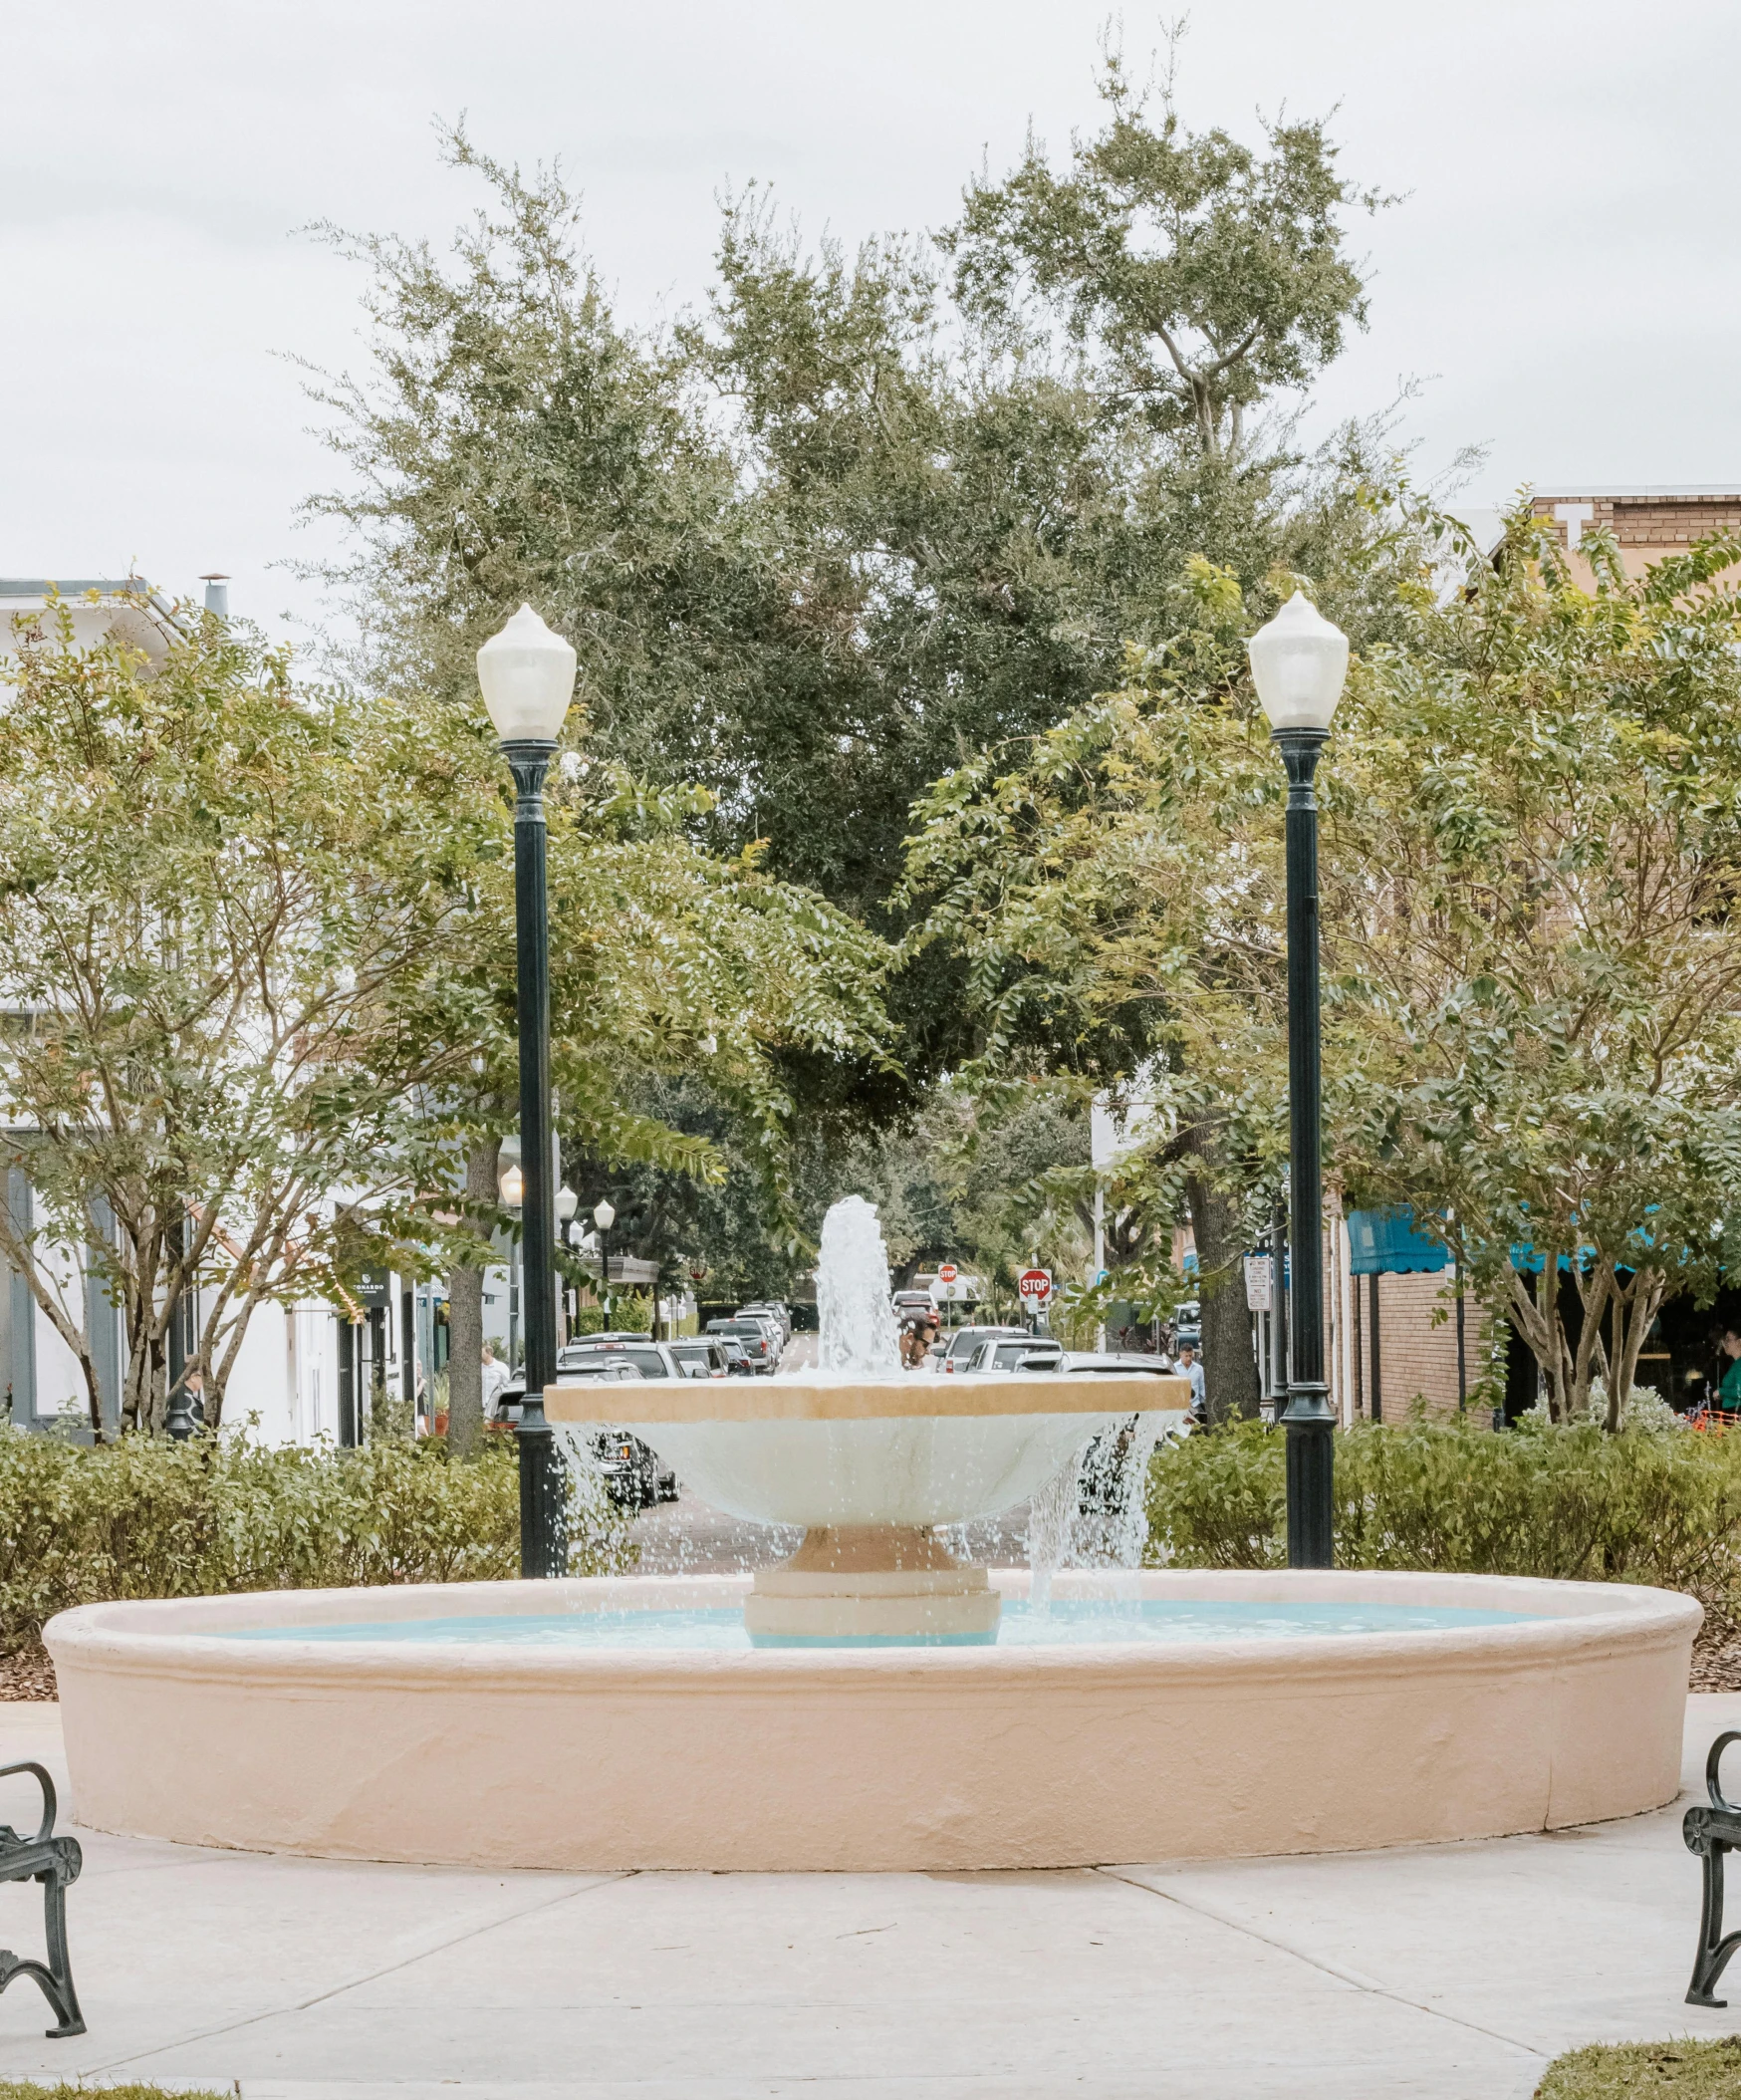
[1346,1208,1449,1277]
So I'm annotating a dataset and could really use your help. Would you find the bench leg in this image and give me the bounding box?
[1689,1837,1741,2007]
[0,1872,85,2037]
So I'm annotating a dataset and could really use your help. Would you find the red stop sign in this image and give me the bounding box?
[937,1263,958,1283]
[1019,1267,1053,1307]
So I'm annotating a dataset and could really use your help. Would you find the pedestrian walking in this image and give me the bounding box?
[1716,1329,1741,1418]
[1176,1340,1206,1422]
[480,1343,510,1420]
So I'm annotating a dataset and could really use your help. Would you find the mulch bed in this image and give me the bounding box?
[1691,1619,1741,1693]
[0,1646,56,1703]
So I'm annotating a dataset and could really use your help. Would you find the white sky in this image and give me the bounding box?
[4,0,1737,646]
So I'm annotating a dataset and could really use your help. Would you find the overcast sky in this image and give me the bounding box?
[4,0,1736,645]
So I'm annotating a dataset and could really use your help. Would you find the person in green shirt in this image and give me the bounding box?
[1718,1330,1741,1415]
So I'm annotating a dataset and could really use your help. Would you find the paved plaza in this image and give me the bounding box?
[0,1697,1734,2098]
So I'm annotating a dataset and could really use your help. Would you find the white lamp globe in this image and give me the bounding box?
[555,1184,579,1224]
[499,1163,525,1208]
[476,605,578,742]
[1246,593,1350,733]
[593,1198,616,1231]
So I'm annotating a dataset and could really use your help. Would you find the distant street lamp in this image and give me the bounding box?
[477,604,577,1580]
[556,1184,578,1341]
[1247,593,1350,1571]
[594,1198,616,1325]
[499,1161,524,1376]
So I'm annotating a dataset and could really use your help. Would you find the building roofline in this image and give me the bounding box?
[1530,486,1741,502]
[0,578,189,636]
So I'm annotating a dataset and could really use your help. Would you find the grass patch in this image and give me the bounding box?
[1537,2037,1741,2094]
[0,2087,229,2099]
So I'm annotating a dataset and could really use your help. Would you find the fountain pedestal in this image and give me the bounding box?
[745,1525,999,1642]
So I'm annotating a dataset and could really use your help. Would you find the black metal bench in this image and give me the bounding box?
[1684,1730,1741,2005]
[0,1760,84,2036]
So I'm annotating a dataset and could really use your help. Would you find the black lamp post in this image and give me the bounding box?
[1247,593,1351,1570]
[477,604,578,1580]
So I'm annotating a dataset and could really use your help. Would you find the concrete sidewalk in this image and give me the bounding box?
[0,1699,1735,2099]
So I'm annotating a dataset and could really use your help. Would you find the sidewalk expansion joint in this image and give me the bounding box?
[84,1870,639,2077]
[1096,1866,1548,2064]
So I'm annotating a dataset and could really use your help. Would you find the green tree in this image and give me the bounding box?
[1326,514,1741,1427]
[302,66,1383,1086]
[0,597,889,1436]
[898,488,1445,1416]
[944,43,1381,461]
[905,506,1741,1432]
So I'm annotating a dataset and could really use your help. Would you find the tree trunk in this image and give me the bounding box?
[446,1138,501,1455]
[1182,1125,1260,1424]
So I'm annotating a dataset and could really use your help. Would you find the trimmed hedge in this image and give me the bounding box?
[1147,1419,1741,1617]
[0,1430,632,1652]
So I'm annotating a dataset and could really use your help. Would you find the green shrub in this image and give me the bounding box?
[1147,1419,1741,1617]
[0,1431,633,1652]
[570,1305,607,1336]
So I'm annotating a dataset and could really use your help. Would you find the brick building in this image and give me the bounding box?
[1530,486,1741,585]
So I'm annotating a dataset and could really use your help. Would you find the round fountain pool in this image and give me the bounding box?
[47,1567,1697,1872]
[212,1595,1544,1650]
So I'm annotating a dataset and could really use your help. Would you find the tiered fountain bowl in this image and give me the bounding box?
[547,1367,1179,1640]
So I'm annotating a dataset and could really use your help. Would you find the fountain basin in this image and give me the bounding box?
[548,1370,1188,1639]
[47,1568,1697,1872]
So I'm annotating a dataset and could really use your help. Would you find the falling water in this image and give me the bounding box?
[816,1195,902,1376]
[1025,1454,1083,1611]
[1027,1412,1164,1609]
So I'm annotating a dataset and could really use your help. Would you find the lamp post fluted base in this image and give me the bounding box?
[1282,1383,1336,1570]
[516,1397,569,1581]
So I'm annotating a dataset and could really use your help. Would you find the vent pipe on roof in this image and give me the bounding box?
[199,573,230,619]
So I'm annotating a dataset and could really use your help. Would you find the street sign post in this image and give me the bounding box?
[1018,1266,1053,1322]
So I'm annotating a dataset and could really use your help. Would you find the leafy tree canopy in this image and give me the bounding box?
[0,598,887,1433]
[944,39,1383,460]
[903,505,1741,1428]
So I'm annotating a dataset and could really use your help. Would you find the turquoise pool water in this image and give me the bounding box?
[221,1598,1542,1652]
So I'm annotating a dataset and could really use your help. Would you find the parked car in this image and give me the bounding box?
[704,1317,776,1372]
[559,1330,652,1360]
[1021,1350,1181,1379]
[1013,1351,1191,1511]
[732,1309,786,1364]
[964,1337,1064,1374]
[891,1288,937,1318]
[668,1338,733,1380]
[505,1356,673,1505]
[935,1324,1032,1373]
[739,1301,793,1344]
[590,1425,675,1508]
[560,1337,685,1380]
[712,1335,755,1376]
[556,1357,645,1386]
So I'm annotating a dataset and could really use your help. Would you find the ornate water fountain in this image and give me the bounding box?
[44,1195,1697,1872]
[547,1197,1173,1641]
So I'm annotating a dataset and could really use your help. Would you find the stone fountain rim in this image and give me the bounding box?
[544,1370,1191,1424]
[45,1568,1699,1699]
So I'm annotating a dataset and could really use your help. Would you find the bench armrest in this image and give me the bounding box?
[0,1763,58,1846]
